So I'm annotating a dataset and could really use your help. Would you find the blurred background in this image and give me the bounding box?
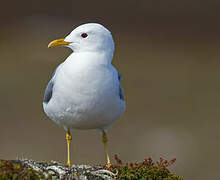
[0,0,220,179]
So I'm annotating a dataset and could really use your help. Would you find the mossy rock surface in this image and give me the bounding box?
[0,156,183,180]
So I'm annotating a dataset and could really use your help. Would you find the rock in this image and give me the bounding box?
[0,159,116,180]
[0,156,183,180]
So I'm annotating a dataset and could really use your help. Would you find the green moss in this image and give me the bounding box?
[106,155,183,180]
[0,157,183,180]
[0,160,51,180]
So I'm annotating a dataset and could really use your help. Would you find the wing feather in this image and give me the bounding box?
[43,63,63,103]
[117,70,124,101]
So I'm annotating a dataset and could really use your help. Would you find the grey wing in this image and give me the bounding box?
[117,70,125,101]
[43,63,62,103]
[43,78,54,103]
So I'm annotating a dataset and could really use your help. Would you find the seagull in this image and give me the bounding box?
[43,23,125,167]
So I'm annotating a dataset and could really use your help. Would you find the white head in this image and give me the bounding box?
[48,23,115,57]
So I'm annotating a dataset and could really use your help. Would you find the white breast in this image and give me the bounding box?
[43,52,125,130]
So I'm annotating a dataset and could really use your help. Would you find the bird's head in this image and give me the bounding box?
[48,23,115,55]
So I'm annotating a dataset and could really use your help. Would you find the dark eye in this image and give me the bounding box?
[81,33,88,38]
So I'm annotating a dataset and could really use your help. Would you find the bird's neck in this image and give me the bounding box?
[69,51,114,65]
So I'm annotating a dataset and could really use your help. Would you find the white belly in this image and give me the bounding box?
[43,57,125,131]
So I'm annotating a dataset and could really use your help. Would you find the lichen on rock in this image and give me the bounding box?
[0,156,183,180]
[0,159,115,180]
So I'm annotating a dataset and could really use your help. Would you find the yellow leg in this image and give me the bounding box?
[102,131,111,167]
[66,131,72,166]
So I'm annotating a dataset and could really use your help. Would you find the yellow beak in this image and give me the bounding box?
[48,38,70,48]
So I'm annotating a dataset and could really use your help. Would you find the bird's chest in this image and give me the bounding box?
[52,62,116,112]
